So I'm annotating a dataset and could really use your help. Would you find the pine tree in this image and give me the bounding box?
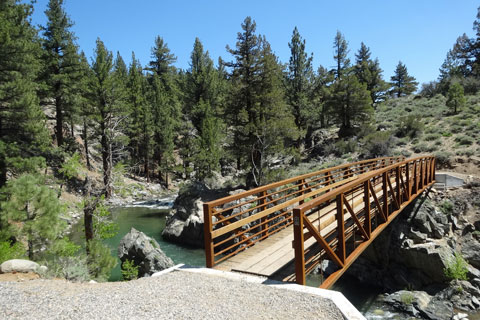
[312,65,334,130]
[328,70,373,137]
[446,82,466,114]
[77,51,94,170]
[90,39,126,197]
[185,38,222,180]
[225,16,262,172]
[1,174,66,260]
[286,27,314,147]
[40,0,82,147]
[390,61,418,97]
[0,0,50,188]
[333,31,350,79]
[127,53,153,180]
[147,36,180,188]
[354,42,388,106]
[226,17,297,186]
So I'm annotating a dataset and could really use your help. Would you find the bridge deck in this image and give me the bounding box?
[215,173,392,281]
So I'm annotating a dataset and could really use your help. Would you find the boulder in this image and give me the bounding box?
[162,182,228,248]
[118,228,174,277]
[398,239,455,283]
[384,290,453,320]
[461,234,480,269]
[0,259,40,273]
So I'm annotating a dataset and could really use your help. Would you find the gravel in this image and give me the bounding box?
[0,270,344,319]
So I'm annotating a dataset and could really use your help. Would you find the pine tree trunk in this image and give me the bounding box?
[83,119,91,170]
[56,95,64,146]
[100,117,111,198]
[84,199,95,256]
[0,155,7,189]
[28,239,33,261]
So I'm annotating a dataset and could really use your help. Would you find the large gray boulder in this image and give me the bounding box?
[0,259,40,273]
[118,228,174,277]
[461,234,480,269]
[162,182,228,248]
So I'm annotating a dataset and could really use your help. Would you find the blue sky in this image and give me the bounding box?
[30,0,478,86]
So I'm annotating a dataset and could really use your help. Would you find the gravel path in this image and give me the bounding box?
[0,270,344,320]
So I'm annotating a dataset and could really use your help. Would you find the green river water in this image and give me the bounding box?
[100,207,204,281]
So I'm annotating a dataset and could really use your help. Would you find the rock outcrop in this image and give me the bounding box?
[346,182,480,318]
[118,228,174,277]
[161,182,228,248]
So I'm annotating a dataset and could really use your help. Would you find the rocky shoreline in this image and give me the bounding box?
[342,178,480,320]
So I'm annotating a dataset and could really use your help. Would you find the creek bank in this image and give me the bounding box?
[343,179,480,319]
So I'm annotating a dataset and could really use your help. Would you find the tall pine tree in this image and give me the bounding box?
[40,0,82,147]
[390,61,418,97]
[226,17,297,186]
[354,42,388,106]
[0,0,50,187]
[147,36,180,188]
[286,27,314,148]
[333,31,350,79]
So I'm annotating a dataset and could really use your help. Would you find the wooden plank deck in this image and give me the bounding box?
[214,174,398,281]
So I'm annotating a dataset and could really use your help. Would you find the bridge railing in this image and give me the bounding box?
[292,156,435,288]
[203,156,405,268]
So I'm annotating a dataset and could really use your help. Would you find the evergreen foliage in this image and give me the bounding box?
[148,36,180,188]
[1,174,66,260]
[226,17,297,186]
[0,0,50,187]
[40,0,82,148]
[446,82,466,114]
[286,27,314,146]
[333,30,350,79]
[390,61,418,97]
[354,42,388,106]
[328,70,373,137]
[90,39,127,197]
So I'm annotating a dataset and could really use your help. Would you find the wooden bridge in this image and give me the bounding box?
[203,156,436,289]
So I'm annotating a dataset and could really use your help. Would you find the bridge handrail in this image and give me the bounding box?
[292,156,436,288]
[203,156,405,268]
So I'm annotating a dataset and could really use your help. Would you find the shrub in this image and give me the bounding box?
[413,143,428,153]
[455,135,474,146]
[444,252,468,281]
[424,133,441,141]
[396,115,423,138]
[362,131,393,158]
[0,240,25,264]
[434,151,453,167]
[121,259,139,281]
[400,291,414,305]
[440,200,453,215]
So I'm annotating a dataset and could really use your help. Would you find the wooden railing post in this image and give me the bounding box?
[364,180,371,237]
[299,179,305,205]
[336,194,346,264]
[413,161,418,195]
[382,172,389,219]
[259,190,268,238]
[396,165,401,204]
[432,157,436,182]
[203,203,214,268]
[406,162,411,200]
[293,208,306,285]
